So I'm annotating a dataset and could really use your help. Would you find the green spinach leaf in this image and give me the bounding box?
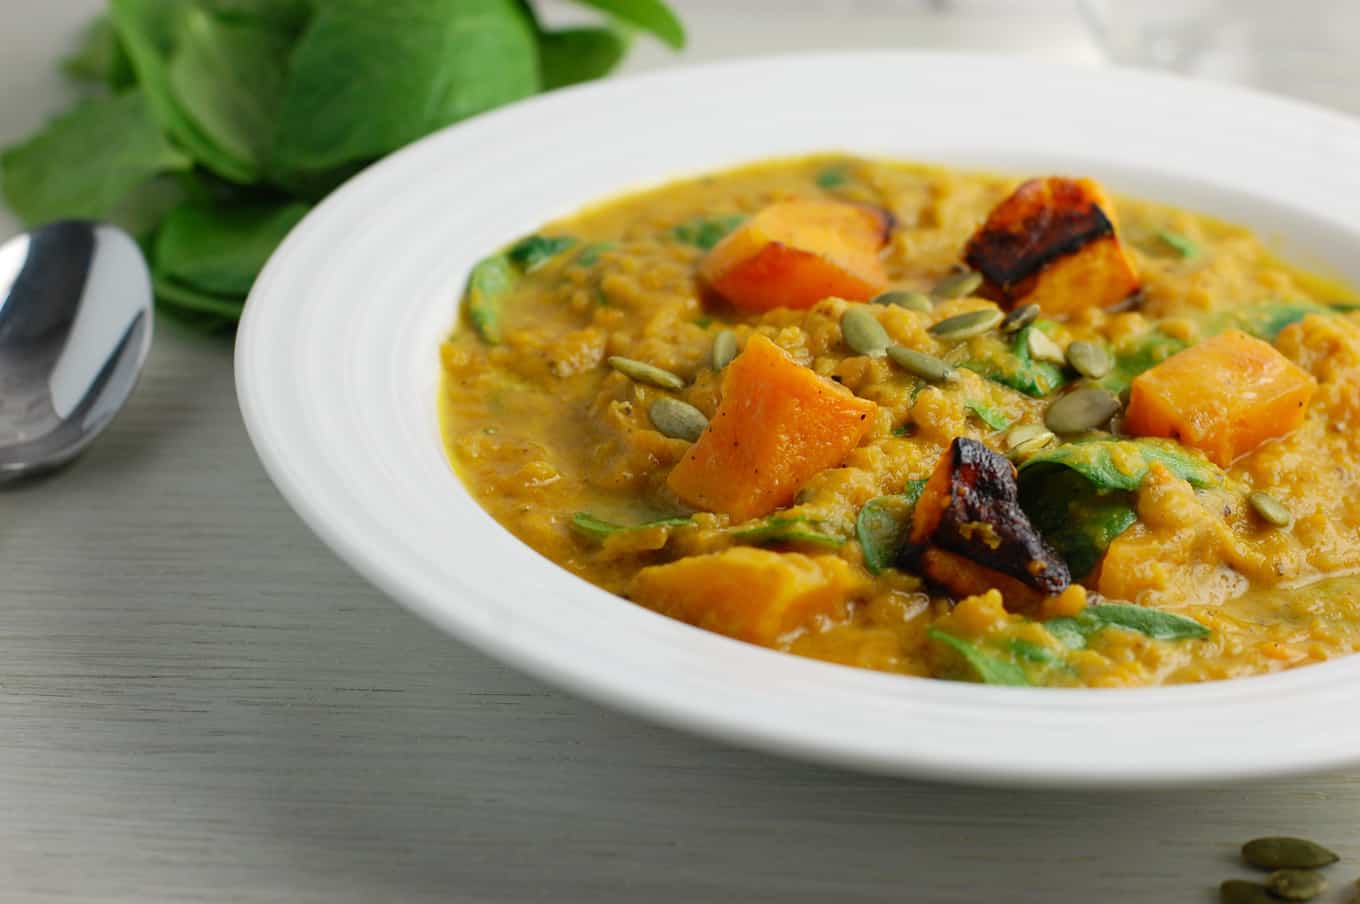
[508,234,578,272]
[964,400,1011,431]
[111,0,259,183]
[729,516,844,549]
[63,16,136,88]
[815,164,850,189]
[1019,437,1224,492]
[671,214,746,250]
[153,199,310,297]
[1044,603,1209,647]
[0,91,191,225]
[167,6,293,177]
[153,273,247,319]
[539,27,628,90]
[928,629,1030,686]
[570,511,692,542]
[271,0,539,179]
[963,324,1068,398]
[1154,229,1200,260]
[463,254,516,344]
[855,480,927,574]
[570,0,686,48]
[1019,468,1137,579]
[575,241,616,267]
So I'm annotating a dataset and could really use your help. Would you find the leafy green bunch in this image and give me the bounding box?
[1,0,684,330]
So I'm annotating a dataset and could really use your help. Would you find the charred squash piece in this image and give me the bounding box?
[910,437,1070,598]
[1124,329,1317,466]
[919,548,1046,612]
[964,177,1140,318]
[700,199,891,311]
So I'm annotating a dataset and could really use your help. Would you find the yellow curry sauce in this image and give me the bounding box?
[438,154,1360,688]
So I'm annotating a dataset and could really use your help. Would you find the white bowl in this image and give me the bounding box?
[237,52,1360,787]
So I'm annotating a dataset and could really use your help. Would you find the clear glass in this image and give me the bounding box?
[1080,0,1360,114]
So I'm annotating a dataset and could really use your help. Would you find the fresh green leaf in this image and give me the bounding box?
[167,6,293,176]
[1019,437,1224,492]
[271,0,539,178]
[0,91,191,225]
[729,516,844,549]
[1019,467,1137,579]
[1097,330,1187,395]
[569,0,686,48]
[815,164,850,189]
[1044,603,1209,646]
[539,27,628,90]
[928,629,1030,686]
[1206,299,1331,342]
[198,0,312,34]
[111,0,259,183]
[963,324,1068,398]
[63,16,136,89]
[671,214,746,250]
[575,241,616,267]
[1082,602,1210,640]
[153,273,246,319]
[154,199,310,297]
[570,511,691,542]
[1007,638,1064,666]
[508,234,578,272]
[964,400,1011,431]
[855,480,927,574]
[463,254,516,344]
[1154,229,1201,260]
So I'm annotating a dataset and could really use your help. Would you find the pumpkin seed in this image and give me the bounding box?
[886,346,955,383]
[1026,327,1067,364]
[1066,341,1113,379]
[1248,491,1293,528]
[1242,837,1339,870]
[1004,424,1058,460]
[873,290,933,312]
[1045,387,1121,434]
[932,270,983,299]
[649,398,708,442]
[841,307,892,357]
[1219,879,1274,904]
[1000,303,1039,334]
[711,329,738,369]
[929,307,1002,341]
[1265,869,1328,901]
[608,356,686,390]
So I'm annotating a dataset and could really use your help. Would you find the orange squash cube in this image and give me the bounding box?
[964,177,1140,318]
[699,199,890,311]
[667,334,876,521]
[1124,329,1317,466]
[630,547,864,645]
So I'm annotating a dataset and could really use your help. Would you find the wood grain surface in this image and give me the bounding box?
[3,4,1359,902]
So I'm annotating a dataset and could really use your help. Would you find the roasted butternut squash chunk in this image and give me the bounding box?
[630,547,864,645]
[700,199,890,311]
[964,177,1139,318]
[911,437,1070,599]
[667,334,876,521]
[1124,329,1317,467]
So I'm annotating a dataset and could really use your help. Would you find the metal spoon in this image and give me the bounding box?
[0,221,152,482]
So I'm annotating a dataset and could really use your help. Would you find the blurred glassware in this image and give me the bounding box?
[1080,0,1360,114]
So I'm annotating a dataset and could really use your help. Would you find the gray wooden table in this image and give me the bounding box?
[4,4,1360,902]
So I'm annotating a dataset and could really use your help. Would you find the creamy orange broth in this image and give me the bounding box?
[439,154,1360,688]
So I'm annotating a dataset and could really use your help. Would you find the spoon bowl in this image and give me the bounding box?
[0,221,153,482]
